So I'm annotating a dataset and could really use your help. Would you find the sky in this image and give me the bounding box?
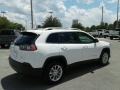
[0,0,119,29]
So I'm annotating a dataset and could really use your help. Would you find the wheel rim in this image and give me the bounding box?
[49,65,63,82]
[102,53,109,64]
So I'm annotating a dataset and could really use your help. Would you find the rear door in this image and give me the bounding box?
[58,32,84,64]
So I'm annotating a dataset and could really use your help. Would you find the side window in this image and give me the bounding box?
[78,32,94,44]
[46,33,59,43]
[59,32,80,44]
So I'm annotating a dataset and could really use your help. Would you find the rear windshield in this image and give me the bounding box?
[14,32,38,45]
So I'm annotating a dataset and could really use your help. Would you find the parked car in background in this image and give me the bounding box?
[109,29,120,40]
[89,31,98,37]
[89,29,109,38]
[103,30,109,38]
[9,28,111,84]
[97,29,105,38]
[0,30,20,48]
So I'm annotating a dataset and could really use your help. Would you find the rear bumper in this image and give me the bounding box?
[9,57,43,75]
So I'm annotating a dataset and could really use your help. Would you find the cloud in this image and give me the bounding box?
[62,5,116,27]
[0,0,117,29]
[77,0,94,4]
[84,0,94,4]
[106,0,118,4]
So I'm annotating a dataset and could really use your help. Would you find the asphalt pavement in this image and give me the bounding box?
[0,38,120,90]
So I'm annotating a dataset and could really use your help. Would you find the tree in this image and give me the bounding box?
[0,17,10,29]
[85,27,91,32]
[90,25,96,31]
[108,24,114,30]
[8,22,25,30]
[42,16,62,28]
[36,25,42,29]
[0,16,25,31]
[71,20,84,30]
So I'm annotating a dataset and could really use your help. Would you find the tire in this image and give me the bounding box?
[99,52,109,65]
[1,44,5,48]
[104,35,106,38]
[110,36,113,40]
[43,61,64,84]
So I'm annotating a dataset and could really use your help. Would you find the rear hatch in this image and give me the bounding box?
[10,32,39,62]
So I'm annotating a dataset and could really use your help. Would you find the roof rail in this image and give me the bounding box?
[45,27,63,30]
[69,28,81,30]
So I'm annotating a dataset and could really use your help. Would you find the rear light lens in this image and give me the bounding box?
[19,44,37,51]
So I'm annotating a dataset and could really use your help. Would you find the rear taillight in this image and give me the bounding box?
[19,44,37,51]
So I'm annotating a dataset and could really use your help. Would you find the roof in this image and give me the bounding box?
[25,28,84,35]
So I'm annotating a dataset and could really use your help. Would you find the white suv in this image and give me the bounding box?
[9,29,111,83]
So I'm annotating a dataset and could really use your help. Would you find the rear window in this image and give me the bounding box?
[14,32,38,45]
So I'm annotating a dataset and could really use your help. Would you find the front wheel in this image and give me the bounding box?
[43,62,64,84]
[99,52,109,65]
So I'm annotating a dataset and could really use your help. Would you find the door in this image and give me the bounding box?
[77,32,98,60]
[58,32,84,64]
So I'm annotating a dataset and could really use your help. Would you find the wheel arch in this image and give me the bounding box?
[43,56,67,68]
[100,48,111,58]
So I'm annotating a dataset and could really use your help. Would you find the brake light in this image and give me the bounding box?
[19,44,37,51]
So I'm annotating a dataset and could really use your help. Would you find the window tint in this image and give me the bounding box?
[59,32,80,44]
[46,33,59,43]
[15,32,38,45]
[78,32,94,44]
[46,32,94,44]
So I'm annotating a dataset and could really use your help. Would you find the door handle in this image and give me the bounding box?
[83,46,88,48]
[61,47,68,51]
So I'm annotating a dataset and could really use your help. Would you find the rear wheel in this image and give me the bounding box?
[99,52,109,65]
[43,61,64,84]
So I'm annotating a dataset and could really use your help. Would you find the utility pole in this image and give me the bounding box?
[116,0,119,29]
[30,0,34,29]
[101,0,104,26]
[25,19,27,30]
[101,6,104,25]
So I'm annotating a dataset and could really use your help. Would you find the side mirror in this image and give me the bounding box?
[94,38,99,43]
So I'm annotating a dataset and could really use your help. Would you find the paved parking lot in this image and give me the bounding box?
[0,38,120,90]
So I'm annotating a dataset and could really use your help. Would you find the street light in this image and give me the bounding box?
[49,11,53,17]
[30,0,34,29]
[1,11,6,17]
[116,0,119,29]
